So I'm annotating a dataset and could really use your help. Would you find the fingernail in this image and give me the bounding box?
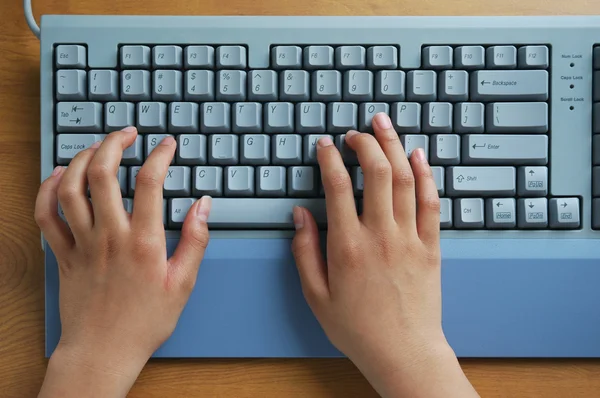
[293,206,304,230]
[196,196,212,222]
[51,166,63,177]
[373,112,392,129]
[413,148,427,162]
[345,130,359,139]
[160,136,175,146]
[317,136,333,148]
[122,126,137,133]
[90,141,102,149]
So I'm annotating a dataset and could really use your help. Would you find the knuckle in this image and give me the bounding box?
[420,193,441,213]
[135,169,163,189]
[57,183,80,206]
[132,235,161,260]
[392,167,415,189]
[185,224,210,252]
[340,238,362,262]
[414,163,434,179]
[326,170,352,194]
[87,162,112,183]
[34,207,52,228]
[367,158,392,180]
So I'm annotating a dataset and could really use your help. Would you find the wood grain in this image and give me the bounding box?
[1,1,600,397]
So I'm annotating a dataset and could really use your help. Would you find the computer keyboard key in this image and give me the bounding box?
[163,166,191,196]
[56,102,102,133]
[359,103,389,132]
[423,102,453,133]
[257,166,286,197]
[241,134,270,165]
[216,70,246,102]
[116,166,128,196]
[88,70,118,101]
[273,134,302,165]
[549,198,580,229]
[454,103,484,133]
[249,70,278,102]
[594,72,600,102]
[216,46,247,69]
[400,135,429,160]
[517,198,548,229]
[431,167,445,196]
[145,134,173,157]
[177,134,207,165]
[334,134,359,166]
[594,47,600,70]
[486,102,548,133]
[105,102,134,132]
[152,70,182,101]
[169,198,195,228]
[485,198,516,229]
[304,135,333,164]
[471,70,548,101]
[367,46,398,69]
[201,102,231,133]
[121,70,151,101]
[122,198,133,214]
[209,135,238,165]
[56,134,106,164]
[391,102,421,133]
[375,70,405,101]
[454,46,485,69]
[280,70,310,102]
[454,198,485,229]
[297,103,326,133]
[304,46,334,69]
[407,71,437,102]
[225,166,255,197]
[328,103,358,133]
[351,167,364,196]
[343,70,373,102]
[184,70,215,101]
[232,103,262,133]
[423,46,453,69]
[128,166,141,195]
[431,134,460,165]
[439,71,468,102]
[312,71,342,102]
[185,46,214,69]
[518,166,548,197]
[594,136,600,166]
[56,70,86,101]
[336,46,366,69]
[55,45,86,69]
[272,46,302,69]
[518,46,549,69]
[593,167,600,197]
[137,102,167,132]
[440,198,453,229]
[121,136,143,165]
[447,166,516,197]
[463,134,548,166]
[288,166,317,197]
[264,102,294,133]
[594,103,600,134]
[486,46,517,69]
[120,45,150,69]
[169,102,199,133]
[153,46,183,69]
[593,199,600,230]
[193,166,223,196]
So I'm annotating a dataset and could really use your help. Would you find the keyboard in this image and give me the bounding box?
[41,15,600,358]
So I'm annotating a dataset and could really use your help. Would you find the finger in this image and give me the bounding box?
[316,137,360,230]
[57,142,101,239]
[291,206,329,305]
[35,166,74,255]
[411,148,440,245]
[344,129,393,226]
[88,127,138,228]
[132,136,176,230]
[168,196,211,292]
[372,112,416,226]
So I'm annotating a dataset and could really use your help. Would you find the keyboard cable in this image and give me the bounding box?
[24,0,41,39]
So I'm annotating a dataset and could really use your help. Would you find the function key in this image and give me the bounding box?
[304,46,334,70]
[335,46,366,69]
[121,45,151,69]
[486,46,517,69]
[455,46,485,69]
[271,46,302,69]
[422,46,453,69]
[217,46,247,69]
[55,45,86,69]
[367,46,398,69]
[518,46,549,69]
[185,46,214,69]
[594,47,600,70]
[153,46,183,69]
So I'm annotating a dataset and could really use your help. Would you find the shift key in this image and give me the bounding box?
[447,166,516,197]
[462,135,548,166]
[471,70,548,101]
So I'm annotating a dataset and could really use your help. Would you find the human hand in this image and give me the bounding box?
[291,113,478,398]
[35,128,211,398]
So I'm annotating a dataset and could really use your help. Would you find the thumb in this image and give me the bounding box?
[291,207,329,304]
[168,196,212,290]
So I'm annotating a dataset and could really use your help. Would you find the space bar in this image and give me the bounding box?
[207,198,328,229]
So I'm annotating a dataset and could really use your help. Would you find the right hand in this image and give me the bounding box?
[291,113,478,398]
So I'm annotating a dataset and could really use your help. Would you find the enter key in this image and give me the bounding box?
[463,134,548,166]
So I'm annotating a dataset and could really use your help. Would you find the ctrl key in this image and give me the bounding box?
[56,134,106,165]
[549,198,580,229]
[454,198,484,229]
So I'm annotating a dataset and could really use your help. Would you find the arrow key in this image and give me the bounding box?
[518,166,548,197]
[486,198,516,229]
[549,198,580,229]
[517,198,547,229]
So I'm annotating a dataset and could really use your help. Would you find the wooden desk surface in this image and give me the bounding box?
[1,1,600,397]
